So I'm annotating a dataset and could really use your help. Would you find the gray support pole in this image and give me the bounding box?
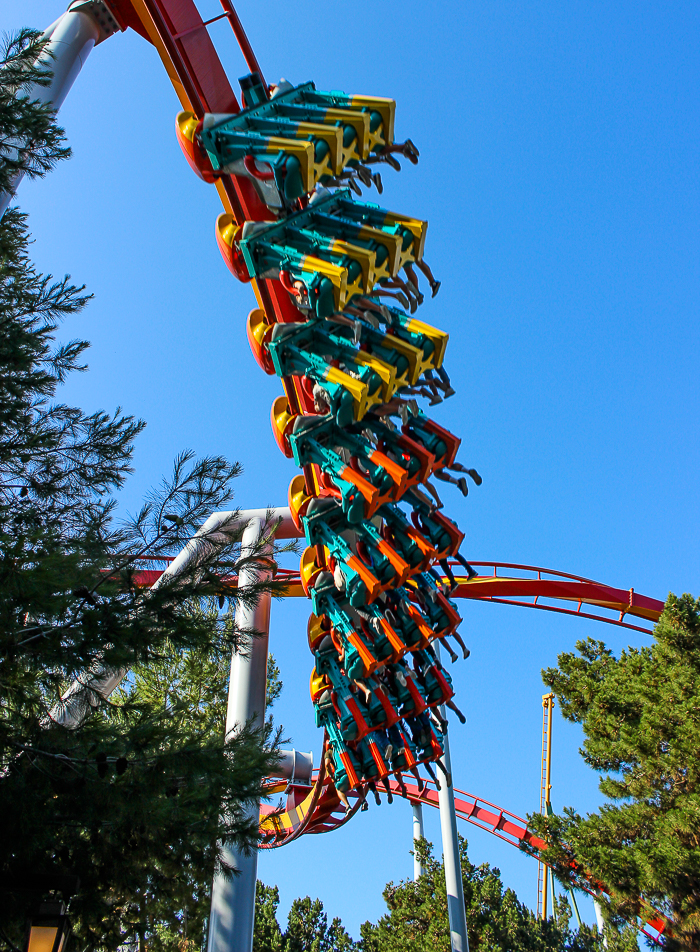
[207,514,276,952]
[436,645,469,952]
[594,900,608,948]
[0,4,116,217]
[437,732,469,952]
[412,801,425,881]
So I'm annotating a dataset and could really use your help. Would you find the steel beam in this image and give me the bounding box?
[412,801,425,881]
[207,509,302,952]
[437,646,469,952]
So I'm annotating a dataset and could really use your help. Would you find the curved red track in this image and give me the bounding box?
[132,558,665,635]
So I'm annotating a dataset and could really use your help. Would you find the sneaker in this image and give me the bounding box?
[361,799,369,811]
[385,744,394,762]
[458,477,469,497]
[431,280,441,298]
[404,138,420,159]
[384,153,401,171]
[372,172,383,194]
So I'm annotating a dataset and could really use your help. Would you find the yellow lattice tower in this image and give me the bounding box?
[537,693,554,919]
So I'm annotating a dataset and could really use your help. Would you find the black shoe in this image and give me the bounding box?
[356,165,372,187]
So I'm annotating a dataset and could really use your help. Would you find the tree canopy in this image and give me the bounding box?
[358,837,608,952]
[254,883,355,952]
[531,593,700,951]
[251,838,621,952]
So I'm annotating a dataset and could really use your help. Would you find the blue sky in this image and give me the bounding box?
[7,0,700,939]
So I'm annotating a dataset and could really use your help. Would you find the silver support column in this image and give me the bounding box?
[437,645,469,952]
[594,900,608,948]
[0,3,120,217]
[207,510,301,952]
[412,801,425,881]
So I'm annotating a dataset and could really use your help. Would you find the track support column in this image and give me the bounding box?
[0,2,119,218]
[438,732,469,952]
[412,801,425,881]
[207,514,276,952]
[436,644,469,952]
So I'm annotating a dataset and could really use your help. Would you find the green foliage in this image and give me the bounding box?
[0,36,283,952]
[254,883,355,952]
[254,882,284,952]
[266,654,283,711]
[0,30,71,196]
[358,838,604,952]
[531,593,700,950]
[252,839,611,952]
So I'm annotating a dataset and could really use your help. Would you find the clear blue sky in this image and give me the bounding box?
[8,0,700,939]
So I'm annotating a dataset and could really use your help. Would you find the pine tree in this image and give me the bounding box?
[0,31,282,952]
[0,29,71,198]
[97,628,286,952]
[254,882,284,952]
[531,592,700,951]
[253,883,355,952]
[358,838,606,952]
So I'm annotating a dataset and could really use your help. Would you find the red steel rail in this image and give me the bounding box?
[129,559,665,634]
